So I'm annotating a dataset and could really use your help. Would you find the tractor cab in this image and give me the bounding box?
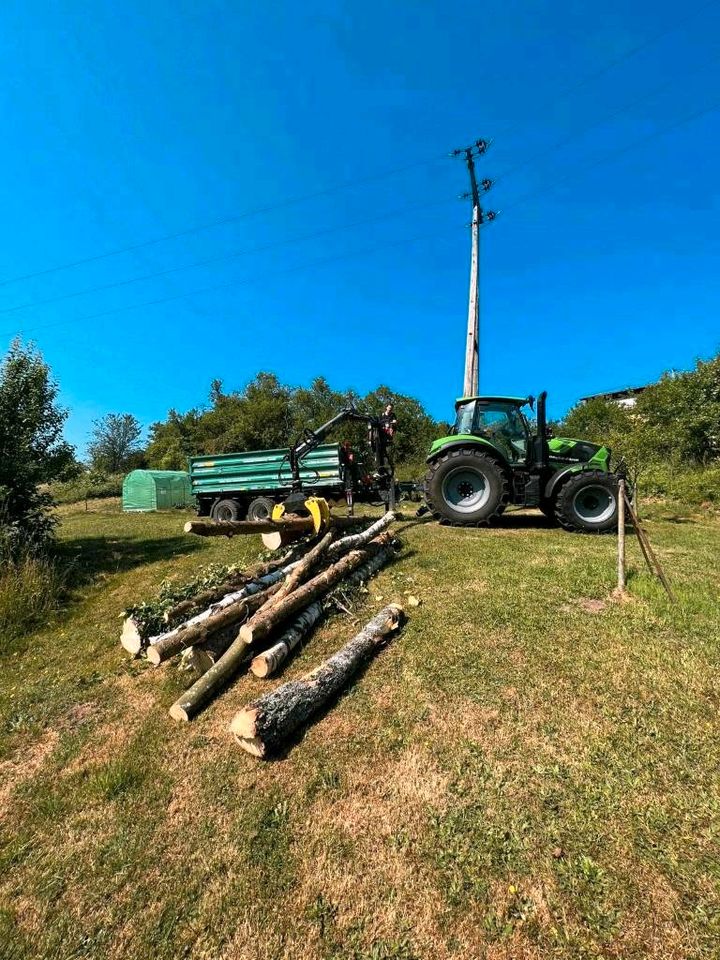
[450,396,532,465]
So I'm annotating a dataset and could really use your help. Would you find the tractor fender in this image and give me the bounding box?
[544,464,598,501]
[426,436,508,466]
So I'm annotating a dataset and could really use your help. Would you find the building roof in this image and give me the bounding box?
[578,385,648,403]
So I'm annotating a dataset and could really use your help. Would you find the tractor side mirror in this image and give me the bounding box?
[545,425,554,439]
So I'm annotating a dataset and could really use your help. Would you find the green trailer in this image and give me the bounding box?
[189,444,347,521]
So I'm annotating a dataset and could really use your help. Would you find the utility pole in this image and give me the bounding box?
[452,139,496,397]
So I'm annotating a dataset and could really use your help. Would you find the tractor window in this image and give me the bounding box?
[453,402,476,435]
[475,402,529,463]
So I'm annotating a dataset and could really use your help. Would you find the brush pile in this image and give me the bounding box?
[120,511,405,755]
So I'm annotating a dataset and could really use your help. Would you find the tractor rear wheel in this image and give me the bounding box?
[425,448,508,526]
[555,471,619,533]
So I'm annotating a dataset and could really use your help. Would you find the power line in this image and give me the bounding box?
[492,0,720,146]
[7,47,716,321]
[6,95,720,342]
[0,197,455,317]
[3,1,716,295]
[0,152,449,290]
[6,93,718,343]
[493,49,720,184]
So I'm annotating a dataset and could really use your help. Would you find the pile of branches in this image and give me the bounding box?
[120,512,404,753]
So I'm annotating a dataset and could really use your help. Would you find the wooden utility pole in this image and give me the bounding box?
[453,139,494,398]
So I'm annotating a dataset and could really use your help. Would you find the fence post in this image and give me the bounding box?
[617,478,626,593]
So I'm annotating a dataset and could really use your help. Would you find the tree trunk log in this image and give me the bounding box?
[169,633,255,722]
[250,538,398,678]
[231,604,405,757]
[238,534,393,648]
[185,516,360,539]
[145,563,299,666]
[263,530,334,608]
[250,602,324,678]
[186,627,236,676]
[325,512,395,560]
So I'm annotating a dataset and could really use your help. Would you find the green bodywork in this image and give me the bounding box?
[428,432,610,472]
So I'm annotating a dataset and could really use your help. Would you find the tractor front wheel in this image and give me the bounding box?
[555,471,619,533]
[425,449,508,526]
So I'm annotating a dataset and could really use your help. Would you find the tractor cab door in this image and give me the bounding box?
[474,401,529,464]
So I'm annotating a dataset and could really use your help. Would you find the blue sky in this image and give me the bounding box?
[0,0,718,454]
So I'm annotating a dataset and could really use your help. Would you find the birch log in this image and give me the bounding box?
[185,516,360,539]
[238,535,392,648]
[144,562,299,665]
[231,604,405,757]
[325,512,395,560]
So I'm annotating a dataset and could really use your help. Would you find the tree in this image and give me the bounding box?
[88,414,143,473]
[0,339,76,550]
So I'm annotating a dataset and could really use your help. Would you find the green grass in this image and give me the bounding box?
[1,499,719,959]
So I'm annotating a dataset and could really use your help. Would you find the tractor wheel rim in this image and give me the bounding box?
[441,467,491,513]
[572,485,616,523]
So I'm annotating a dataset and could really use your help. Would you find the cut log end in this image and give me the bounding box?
[146,646,162,666]
[233,735,266,758]
[229,706,258,740]
[168,702,190,722]
[250,655,271,678]
[120,617,143,656]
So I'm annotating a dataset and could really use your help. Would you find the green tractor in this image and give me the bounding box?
[424,392,624,532]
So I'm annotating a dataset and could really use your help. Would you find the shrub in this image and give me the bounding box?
[50,473,124,505]
[0,547,65,653]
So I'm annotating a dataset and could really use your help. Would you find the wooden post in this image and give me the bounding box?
[623,491,676,602]
[617,478,626,593]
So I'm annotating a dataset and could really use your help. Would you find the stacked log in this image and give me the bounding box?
[120,511,403,737]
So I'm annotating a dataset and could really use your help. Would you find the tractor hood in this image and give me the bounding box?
[549,437,611,469]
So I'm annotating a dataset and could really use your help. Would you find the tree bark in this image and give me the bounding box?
[145,563,299,666]
[325,512,395,560]
[186,627,236,676]
[250,537,398,678]
[238,534,393,648]
[263,530,334,608]
[250,602,324,678]
[231,604,405,757]
[169,633,255,722]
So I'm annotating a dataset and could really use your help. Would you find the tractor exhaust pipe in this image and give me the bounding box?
[535,390,549,470]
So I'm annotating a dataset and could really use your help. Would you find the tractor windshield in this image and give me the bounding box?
[453,400,529,463]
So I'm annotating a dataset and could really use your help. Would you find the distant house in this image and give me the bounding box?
[578,385,648,409]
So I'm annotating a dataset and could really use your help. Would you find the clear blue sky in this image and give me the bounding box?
[0,0,718,454]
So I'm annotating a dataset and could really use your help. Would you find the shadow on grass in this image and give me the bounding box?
[56,534,204,589]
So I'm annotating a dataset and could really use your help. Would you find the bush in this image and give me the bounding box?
[50,473,124,505]
[640,464,720,505]
[0,548,65,652]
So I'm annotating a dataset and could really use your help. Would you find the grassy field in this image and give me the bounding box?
[1,499,719,959]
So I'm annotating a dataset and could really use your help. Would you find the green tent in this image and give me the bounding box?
[122,470,192,512]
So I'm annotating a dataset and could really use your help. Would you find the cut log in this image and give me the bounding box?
[264,530,334,608]
[250,602,324,678]
[250,537,398,679]
[231,604,405,757]
[169,633,254,722]
[239,534,393,648]
[186,627,236,676]
[185,515,360,539]
[147,581,283,666]
[143,560,302,666]
[120,616,144,656]
[325,512,395,560]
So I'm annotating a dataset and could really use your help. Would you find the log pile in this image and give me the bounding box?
[119,511,404,747]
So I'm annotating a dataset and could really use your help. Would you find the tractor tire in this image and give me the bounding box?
[210,498,244,522]
[425,448,508,526]
[247,496,275,522]
[555,471,619,534]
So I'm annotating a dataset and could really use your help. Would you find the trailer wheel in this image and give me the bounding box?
[211,498,243,521]
[247,497,275,522]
